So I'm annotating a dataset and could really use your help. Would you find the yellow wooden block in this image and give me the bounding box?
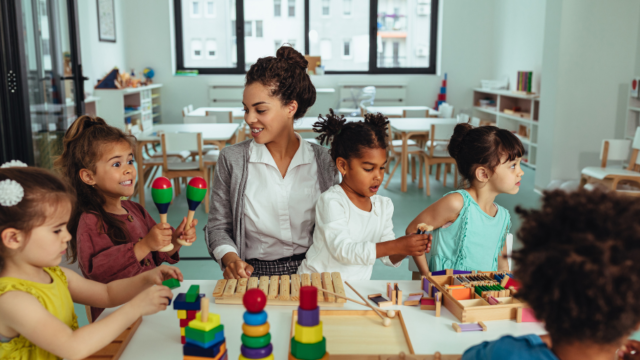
[177,310,187,319]
[180,327,185,336]
[188,312,221,332]
[294,322,323,344]
[242,322,270,337]
[239,355,274,360]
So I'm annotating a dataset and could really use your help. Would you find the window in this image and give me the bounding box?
[174,0,437,74]
[288,0,295,17]
[190,0,201,17]
[205,1,216,17]
[206,39,218,59]
[191,39,203,59]
[342,0,351,16]
[274,0,281,16]
[256,20,263,38]
[321,0,329,16]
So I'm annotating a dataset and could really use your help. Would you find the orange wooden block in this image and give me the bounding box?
[450,287,473,300]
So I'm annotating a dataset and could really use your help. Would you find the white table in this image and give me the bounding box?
[316,88,336,93]
[98,280,545,359]
[188,107,245,121]
[366,106,440,118]
[389,118,457,192]
[134,123,240,208]
[294,116,364,133]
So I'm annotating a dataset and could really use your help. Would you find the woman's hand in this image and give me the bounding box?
[173,217,198,245]
[222,252,254,279]
[146,265,184,286]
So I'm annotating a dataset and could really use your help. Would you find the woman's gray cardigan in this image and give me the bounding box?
[204,139,339,270]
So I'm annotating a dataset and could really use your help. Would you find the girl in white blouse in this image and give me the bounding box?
[298,111,432,281]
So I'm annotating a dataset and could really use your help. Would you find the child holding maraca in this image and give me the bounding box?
[56,116,198,320]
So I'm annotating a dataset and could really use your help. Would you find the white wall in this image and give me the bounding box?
[118,0,498,124]
[78,0,128,92]
[535,0,640,189]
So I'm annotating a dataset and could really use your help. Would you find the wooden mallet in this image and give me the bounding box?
[151,177,174,252]
[179,177,207,246]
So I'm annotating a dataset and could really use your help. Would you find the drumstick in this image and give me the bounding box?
[316,288,367,306]
[345,281,391,327]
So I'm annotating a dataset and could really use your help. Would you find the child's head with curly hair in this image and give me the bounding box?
[313,110,389,198]
[514,189,640,348]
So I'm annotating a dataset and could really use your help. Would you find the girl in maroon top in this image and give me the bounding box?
[56,116,197,320]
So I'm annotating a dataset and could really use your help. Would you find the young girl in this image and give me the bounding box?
[0,164,181,360]
[56,116,196,320]
[408,123,524,275]
[297,111,431,281]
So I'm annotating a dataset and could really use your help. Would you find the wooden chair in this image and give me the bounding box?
[181,106,190,118]
[161,132,212,212]
[422,121,458,196]
[385,125,427,189]
[579,127,640,196]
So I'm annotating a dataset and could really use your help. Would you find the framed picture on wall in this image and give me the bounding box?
[97,0,116,42]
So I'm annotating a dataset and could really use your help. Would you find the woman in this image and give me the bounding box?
[206,46,339,279]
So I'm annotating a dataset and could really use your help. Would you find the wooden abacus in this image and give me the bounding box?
[212,272,346,307]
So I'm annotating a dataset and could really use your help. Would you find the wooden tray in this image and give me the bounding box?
[290,310,414,360]
[83,317,142,360]
[213,272,345,307]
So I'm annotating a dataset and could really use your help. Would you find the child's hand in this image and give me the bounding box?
[173,217,198,245]
[128,285,174,316]
[142,223,172,251]
[618,340,640,359]
[394,233,431,256]
[146,265,184,286]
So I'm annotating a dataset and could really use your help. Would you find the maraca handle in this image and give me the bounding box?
[157,213,173,252]
[178,210,196,247]
[159,213,167,224]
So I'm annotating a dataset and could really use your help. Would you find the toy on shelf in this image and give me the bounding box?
[434,73,448,110]
[183,297,227,359]
[289,286,328,360]
[452,322,487,333]
[241,288,273,360]
[173,285,206,344]
[212,273,345,307]
[151,176,174,252]
[180,177,207,246]
[84,318,142,360]
[425,270,525,323]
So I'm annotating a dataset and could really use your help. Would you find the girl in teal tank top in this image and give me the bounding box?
[407,123,525,274]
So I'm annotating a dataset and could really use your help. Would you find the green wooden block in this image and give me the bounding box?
[291,336,326,360]
[186,285,200,303]
[162,278,180,290]
[241,333,271,349]
[185,324,224,343]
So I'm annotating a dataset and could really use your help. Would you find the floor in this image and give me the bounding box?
[73,160,540,326]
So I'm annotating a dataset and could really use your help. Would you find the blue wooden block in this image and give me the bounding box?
[185,331,225,349]
[173,293,204,310]
[243,310,267,326]
[183,340,224,357]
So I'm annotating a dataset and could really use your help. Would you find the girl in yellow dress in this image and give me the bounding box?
[0,162,182,360]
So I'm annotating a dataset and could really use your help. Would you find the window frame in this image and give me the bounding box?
[173,0,438,75]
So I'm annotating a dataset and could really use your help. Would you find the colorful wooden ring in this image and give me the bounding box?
[294,322,323,344]
[241,333,271,349]
[297,306,319,327]
[243,289,267,313]
[299,286,318,310]
[291,337,326,360]
[239,355,273,360]
[243,310,267,326]
[242,322,270,337]
[241,343,273,358]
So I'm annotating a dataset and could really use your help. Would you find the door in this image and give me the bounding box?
[0,0,85,167]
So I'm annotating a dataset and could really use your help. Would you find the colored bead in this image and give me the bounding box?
[294,322,323,344]
[243,289,267,313]
[239,355,273,360]
[241,343,273,358]
[243,310,267,326]
[297,306,319,327]
[185,324,224,344]
[291,337,326,360]
[188,312,221,332]
[299,287,317,310]
[242,322,270,337]
[184,341,225,358]
[241,333,272,349]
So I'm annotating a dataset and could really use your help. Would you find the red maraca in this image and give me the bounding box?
[178,177,207,246]
[151,177,174,252]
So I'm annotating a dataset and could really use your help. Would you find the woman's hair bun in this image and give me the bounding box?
[276,45,308,70]
[447,122,473,160]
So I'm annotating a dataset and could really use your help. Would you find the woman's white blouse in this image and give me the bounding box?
[297,185,401,281]
[212,134,320,261]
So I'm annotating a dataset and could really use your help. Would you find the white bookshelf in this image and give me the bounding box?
[626,86,640,139]
[472,88,540,169]
[94,84,162,132]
